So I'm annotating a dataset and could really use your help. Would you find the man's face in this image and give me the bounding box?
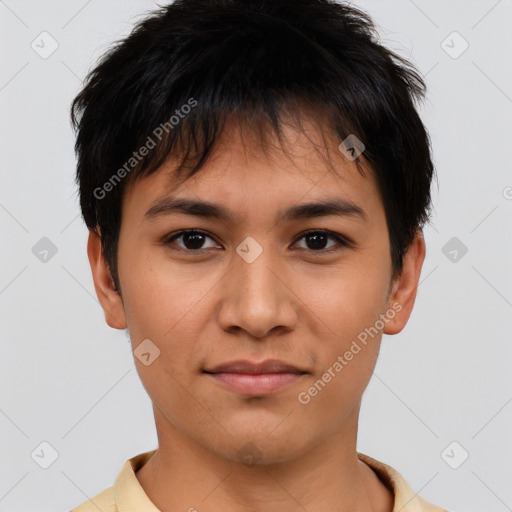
[95,118,411,464]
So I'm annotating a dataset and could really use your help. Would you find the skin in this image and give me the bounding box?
[88,115,426,512]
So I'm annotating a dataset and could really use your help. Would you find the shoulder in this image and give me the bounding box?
[357,452,449,512]
[68,449,157,512]
[70,486,116,512]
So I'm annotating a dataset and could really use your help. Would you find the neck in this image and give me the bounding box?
[135,405,394,512]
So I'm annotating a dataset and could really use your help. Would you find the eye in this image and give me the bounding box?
[162,229,353,254]
[292,230,353,253]
[163,230,221,251]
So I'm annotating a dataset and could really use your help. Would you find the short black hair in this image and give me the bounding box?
[71,0,435,294]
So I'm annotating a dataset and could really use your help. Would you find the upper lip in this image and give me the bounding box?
[204,359,307,374]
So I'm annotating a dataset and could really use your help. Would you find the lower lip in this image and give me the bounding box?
[206,372,304,395]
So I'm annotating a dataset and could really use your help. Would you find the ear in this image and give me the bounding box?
[383,229,426,335]
[87,228,127,330]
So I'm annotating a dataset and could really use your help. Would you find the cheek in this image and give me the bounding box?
[295,251,390,392]
[299,260,390,343]
[119,250,212,341]
[296,275,384,423]
[118,251,218,394]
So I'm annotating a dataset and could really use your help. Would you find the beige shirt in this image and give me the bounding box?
[71,450,449,512]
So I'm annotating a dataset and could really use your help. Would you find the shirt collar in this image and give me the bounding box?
[357,452,443,511]
[114,450,160,512]
[114,449,441,512]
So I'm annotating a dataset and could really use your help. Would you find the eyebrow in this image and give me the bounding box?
[144,196,367,223]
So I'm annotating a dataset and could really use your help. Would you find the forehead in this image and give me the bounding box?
[121,116,381,225]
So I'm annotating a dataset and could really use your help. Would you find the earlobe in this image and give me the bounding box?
[383,230,426,336]
[87,228,127,330]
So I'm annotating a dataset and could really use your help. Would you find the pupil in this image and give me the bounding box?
[184,231,205,249]
[307,233,327,250]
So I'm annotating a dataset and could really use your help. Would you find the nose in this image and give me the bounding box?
[216,244,298,339]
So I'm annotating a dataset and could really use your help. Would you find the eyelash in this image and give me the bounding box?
[162,229,354,255]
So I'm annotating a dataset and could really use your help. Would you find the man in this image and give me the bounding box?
[70,0,449,510]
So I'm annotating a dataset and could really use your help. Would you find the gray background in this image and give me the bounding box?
[1,1,511,511]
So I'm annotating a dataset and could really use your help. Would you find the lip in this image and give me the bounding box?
[204,358,306,374]
[203,359,308,396]
[206,372,305,395]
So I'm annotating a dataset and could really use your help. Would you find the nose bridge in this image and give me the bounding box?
[218,235,297,338]
[235,235,280,307]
